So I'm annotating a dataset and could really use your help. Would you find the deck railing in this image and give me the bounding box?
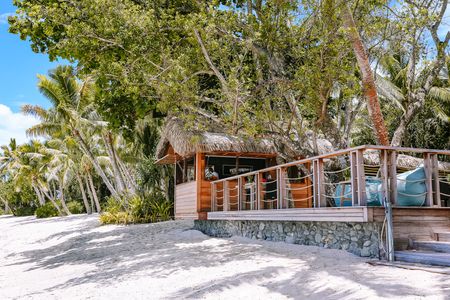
[210,145,450,212]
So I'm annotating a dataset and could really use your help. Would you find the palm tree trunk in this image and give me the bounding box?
[0,196,11,214]
[84,175,95,212]
[59,185,71,215]
[102,132,126,193]
[73,129,119,197]
[341,4,389,146]
[117,158,138,194]
[40,187,63,216]
[87,173,101,213]
[32,184,46,205]
[76,172,91,214]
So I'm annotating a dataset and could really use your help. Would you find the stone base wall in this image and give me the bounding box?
[194,220,382,258]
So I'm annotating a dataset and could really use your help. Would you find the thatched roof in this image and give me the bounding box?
[156,118,276,161]
[363,150,450,171]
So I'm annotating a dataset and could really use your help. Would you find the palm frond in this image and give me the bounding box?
[429,87,450,102]
[375,76,405,112]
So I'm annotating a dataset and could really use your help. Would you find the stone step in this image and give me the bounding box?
[413,241,450,253]
[433,232,450,242]
[395,251,450,267]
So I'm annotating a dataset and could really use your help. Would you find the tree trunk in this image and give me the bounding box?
[341,4,390,146]
[33,184,46,205]
[84,175,95,213]
[59,185,71,215]
[102,131,126,193]
[40,187,63,216]
[117,158,138,194]
[73,129,119,197]
[87,173,101,213]
[0,196,11,214]
[76,172,91,214]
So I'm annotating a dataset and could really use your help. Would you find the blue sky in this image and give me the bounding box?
[0,2,66,146]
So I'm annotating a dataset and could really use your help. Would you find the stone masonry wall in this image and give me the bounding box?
[194,220,381,258]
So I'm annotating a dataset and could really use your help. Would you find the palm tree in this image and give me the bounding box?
[22,66,121,197]
[376,53,450,138]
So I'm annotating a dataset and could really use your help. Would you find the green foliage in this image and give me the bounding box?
[67,201,85,214]
[100,194,173,224]
[35,202,59,218]
[14,206,37,217]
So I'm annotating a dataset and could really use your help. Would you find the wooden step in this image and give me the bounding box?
[432,232,450,242]
[395,251,450,267]
[413,241,450,253]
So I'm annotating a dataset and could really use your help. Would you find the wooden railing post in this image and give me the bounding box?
[313,158,326,208]
[423,153,433,207]
[237,177,242,211]
[431,154,441,207]
[211,182,216,212]
[380,150,390,204]
[389,151,398,205]
[255,173,261,210]
[277,168,286,209]
[223,181,229,211]
[350,150,366,206]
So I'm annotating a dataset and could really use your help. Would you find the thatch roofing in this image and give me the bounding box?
[156,118,276,161]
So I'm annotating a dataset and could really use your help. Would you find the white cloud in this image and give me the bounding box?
[0,104,39,146]
[0,13,14,25]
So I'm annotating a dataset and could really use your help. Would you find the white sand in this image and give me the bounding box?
[0,215,448,300]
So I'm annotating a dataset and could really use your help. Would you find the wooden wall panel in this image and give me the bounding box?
[370,207,450,250]
[175,181,197,219]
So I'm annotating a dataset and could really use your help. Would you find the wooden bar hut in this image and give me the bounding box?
[156,118,282,219]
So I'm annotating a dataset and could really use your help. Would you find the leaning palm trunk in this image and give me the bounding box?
[102,132,126,193]
[87,173,101,213]
[341,4,390,146]
[73,129,119,198]
[76,173,91,214]
[59,186,71,215]
[40,187,64,216]
[0,196,11,214]
[117,156,138,194]
[32,184,46,205]
[84,176,96,213]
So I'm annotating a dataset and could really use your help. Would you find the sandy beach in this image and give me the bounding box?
[0,214,448,300]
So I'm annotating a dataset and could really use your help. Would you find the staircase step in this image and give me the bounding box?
[413,241,450,253]
[433,232,450,242]
[395,251,450,267]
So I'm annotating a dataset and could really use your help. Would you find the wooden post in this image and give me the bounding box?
[316,158,326,207]
[255,173,261,210]
[350,151,358,206]
[380,150,390,204]
[356,150,366,206]
[211,182,215,212]
[223,181,229,211]
[431,154,441,207]
[423,153,433,207]
[237,177,242,211]
[389,151,398,205]
[313,160,319,208]
[277,168,286,209]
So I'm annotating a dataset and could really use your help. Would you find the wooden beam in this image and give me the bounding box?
[423,153,433,207]
[356,149,366,206]
[432,154,441,207]
[389,151,398,205]
[223,180,229,211]
[380,150,390,204]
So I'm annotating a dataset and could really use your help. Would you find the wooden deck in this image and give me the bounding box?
[208,207,369,222]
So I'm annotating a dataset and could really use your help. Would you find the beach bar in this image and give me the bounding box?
[156,119,450,264]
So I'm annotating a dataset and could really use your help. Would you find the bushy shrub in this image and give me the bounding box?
[35,202,59,218]
[100,194,173,225]
[67,201,84,214]
[149,198,173,222]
